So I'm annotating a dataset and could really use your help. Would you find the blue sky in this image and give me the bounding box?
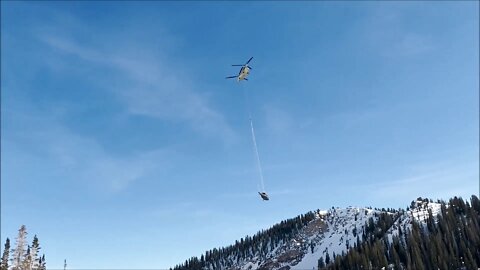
[1,1,478,269]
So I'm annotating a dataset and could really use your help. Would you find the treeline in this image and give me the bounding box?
[322,196,480,270]
[170,211,317,270]
[0,225,46,270]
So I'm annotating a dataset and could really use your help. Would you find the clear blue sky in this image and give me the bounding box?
[1,2,478,269]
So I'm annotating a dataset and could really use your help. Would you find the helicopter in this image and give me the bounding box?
[258,192,269,201]
[226,57,253,81]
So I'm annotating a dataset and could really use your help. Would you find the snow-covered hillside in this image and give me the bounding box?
[385,199,442,244]
[172,197,480,270]
[226,207,387,270]
[232,201,444,270]
[293,207,380,270]
[175,199,449,270]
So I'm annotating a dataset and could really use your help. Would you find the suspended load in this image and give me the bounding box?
[258,192,269,201]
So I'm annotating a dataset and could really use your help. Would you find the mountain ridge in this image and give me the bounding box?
[171,196,480,270]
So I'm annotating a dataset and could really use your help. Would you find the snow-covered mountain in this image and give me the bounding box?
[384,199,442,244]
[235,206,398,270]
[240,202,441,270]
[293,207,383,270]
[172,197,479,270]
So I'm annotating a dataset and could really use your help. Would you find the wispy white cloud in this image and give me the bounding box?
[3,99,174,193]
[39,30,236,143]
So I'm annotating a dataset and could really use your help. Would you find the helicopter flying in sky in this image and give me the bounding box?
[226,57,253,81]
[226,56,269,201]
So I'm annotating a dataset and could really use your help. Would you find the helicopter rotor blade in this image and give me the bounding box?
[226,76,238,79]
[245,57,253,64]
[247,65,253,69]
[232,64,244,67]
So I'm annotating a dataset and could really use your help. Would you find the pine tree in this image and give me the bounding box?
[318,257,325,269]
[325,252,330,265]
[29,235,41,270]
[23,246,31,270]
[471,195,480,212]
[11,225,28,270]
[38,254,46,270]
[0,238,10,270]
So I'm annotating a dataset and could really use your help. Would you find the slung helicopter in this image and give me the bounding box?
[226,57,253,81]
[258,192,269,201]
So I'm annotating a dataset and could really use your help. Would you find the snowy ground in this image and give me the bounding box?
[293,207,378,270]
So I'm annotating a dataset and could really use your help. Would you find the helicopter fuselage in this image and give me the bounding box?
[237,66,250,81]
[226,57,253,81]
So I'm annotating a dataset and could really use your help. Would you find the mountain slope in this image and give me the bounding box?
[171,196,480,270]
[324,196,480,270]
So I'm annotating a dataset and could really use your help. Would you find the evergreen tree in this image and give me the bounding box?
[318,257,325,269]
[29,235,41,270]
[325,252,330,265]
[0,238,10,270]
[39,254,46,270]
[11,225,27,270]
[471,195,480,212]
[23,246,31,270]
